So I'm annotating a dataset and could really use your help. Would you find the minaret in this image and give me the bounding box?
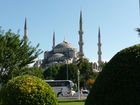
[78,11,84,58]
[24,18,28,42]
[52,32,55,50]
[98,27,102,65]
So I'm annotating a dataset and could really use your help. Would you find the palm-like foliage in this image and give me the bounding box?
[136,28,140,36]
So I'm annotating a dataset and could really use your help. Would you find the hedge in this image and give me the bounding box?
[85,44,140,105]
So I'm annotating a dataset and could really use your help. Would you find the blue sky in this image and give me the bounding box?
[0,0,139,62]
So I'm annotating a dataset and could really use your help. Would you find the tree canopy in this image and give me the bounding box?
[85,44,140,105]
[136,28,140,36]
[43,58,98,89]
[77,58,96,89]
[21,67,44,79]
[43,64,60,80]
[0,29,42,83]
[56,64,78,83]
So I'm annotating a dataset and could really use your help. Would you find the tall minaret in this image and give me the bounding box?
[98,27,102,65]
[52,32,55,50]
[78,11,84,58]
[24,18,28,42]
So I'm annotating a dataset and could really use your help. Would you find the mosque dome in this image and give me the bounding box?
[55,41,74,49]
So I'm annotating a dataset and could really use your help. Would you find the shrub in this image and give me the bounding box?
[85,44,140,105]
[0,75,58,105]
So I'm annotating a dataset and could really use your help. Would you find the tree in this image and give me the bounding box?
[43,63,78,84]
[43,64,60,80]
[85,44,140,105]
[0,75,58,105]
[98,61,108,71]
[21,67,44,79]
[136,28,140,36]
[77,58,96,89]
[56,64,78,83]
[0,29,42,83]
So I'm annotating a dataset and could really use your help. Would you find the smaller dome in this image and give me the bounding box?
[52,53,64,58]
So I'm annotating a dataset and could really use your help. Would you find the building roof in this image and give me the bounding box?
[55,41,74,49]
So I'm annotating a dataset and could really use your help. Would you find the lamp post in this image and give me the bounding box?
[77,69,80,99]
[66,50,69,80]
[66,59,68,80]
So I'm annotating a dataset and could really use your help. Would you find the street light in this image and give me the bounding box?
[66,59,68,80]
[77,69,80,99]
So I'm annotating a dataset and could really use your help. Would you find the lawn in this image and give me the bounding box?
[58,99,85,105]
[0,98,85,105]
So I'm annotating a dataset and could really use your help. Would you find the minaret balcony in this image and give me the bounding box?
[79,31,83,35]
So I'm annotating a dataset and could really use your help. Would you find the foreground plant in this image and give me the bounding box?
[0,75,58,105]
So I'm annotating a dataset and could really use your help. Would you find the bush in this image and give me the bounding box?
[0,75,58,105]
[85,44,140,105]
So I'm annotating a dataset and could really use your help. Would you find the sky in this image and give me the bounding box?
[0,0,139,62]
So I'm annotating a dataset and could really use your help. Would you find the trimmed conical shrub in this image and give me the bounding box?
[0,75,58,105]
[85,44,140,105]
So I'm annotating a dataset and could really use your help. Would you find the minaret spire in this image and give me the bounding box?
[80,11,83,31]
[98,27,102,65]
[52,32,55,50]
[78,11,84,58]
[24,18,28,42]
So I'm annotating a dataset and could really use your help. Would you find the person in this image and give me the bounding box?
[70,88,76,96]
[57,88,63,97]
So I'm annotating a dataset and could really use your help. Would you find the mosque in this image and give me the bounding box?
[23,12,103,71]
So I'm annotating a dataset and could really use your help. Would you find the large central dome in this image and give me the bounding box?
[55,41,74,49]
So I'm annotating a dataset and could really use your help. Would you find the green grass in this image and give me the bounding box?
[0,98,85,105]
[58,99,85,105]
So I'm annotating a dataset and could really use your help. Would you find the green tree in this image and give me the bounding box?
[86,44,140,105]
[21,67,44,79]
[0,29,42,83]
[77,58,96,89]
[0,75,58,105]
[136,28,140,36]
[56,64,78,83]
[43,64,61,80]
[98,61,108,70]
